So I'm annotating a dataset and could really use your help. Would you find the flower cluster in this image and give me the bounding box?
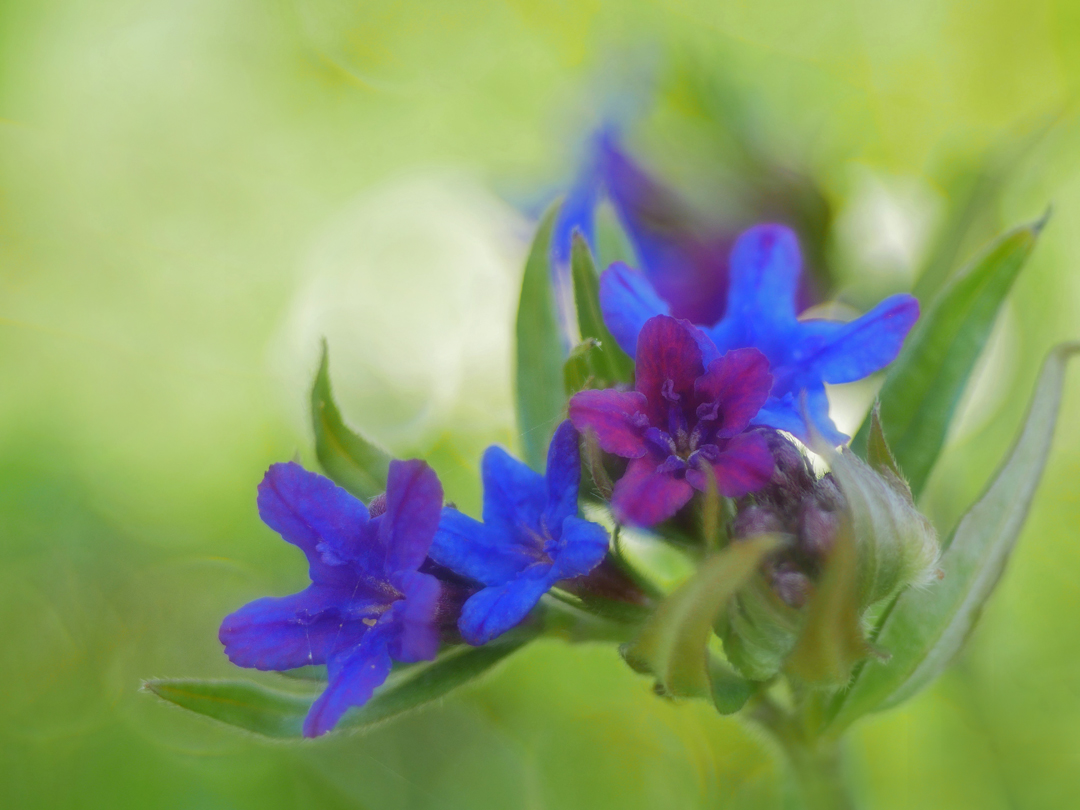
[206,122,995,743]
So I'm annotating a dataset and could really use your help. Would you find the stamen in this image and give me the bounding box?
[661,379,680,403]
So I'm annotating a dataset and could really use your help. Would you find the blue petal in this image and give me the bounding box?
[800,294,920,384]
[751,393,806,436]
[219,585,373,672]
[458,572,554,646]
[481,445,546,538]
[551,516,609,580]
[429,507,534,586]
[598,133,731,327]
[257,462,379,584]
[379,459,443,575]
[599,262,670,357]
[303,625,394,737]
[551,162,600,271]
[722,224,801,341]
[543,420,581,536]
[387,570,442,663]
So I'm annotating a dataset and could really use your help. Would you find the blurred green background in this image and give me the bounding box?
[3,1,1080,807]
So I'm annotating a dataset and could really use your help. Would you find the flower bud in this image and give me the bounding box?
[721,430,939,684]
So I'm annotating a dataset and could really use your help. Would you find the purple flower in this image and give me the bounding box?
[219,460,444,737]
[429,421,609,645]
[600,224,920,444]
[553,129,732,326]
[569,315,776,527]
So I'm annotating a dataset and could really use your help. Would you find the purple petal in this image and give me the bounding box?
[598,262,670,357]
[551,516,609,580]
[724,224,801,335]
[458,573,553,646]
[481,445,547,537]
[802,294,920,384]
[598,135,730,326]
[610,455,694,527]
[544,420,581,532]
[686,431,775,497]
[303,626,394,737]
[634,315,705,424]
[387,570,442,663]
[694,348,773,437]
[219,585,372,671]
[380,459,443,574]
[257,463,378,585]
[430,507,534,586]
[568,388,648,458]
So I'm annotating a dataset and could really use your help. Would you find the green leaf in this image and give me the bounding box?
[828,448,939,612]
[827,342,1080,733]
[851,218,1045,497]
[623,535,780,699]
[708,655,754,715]
[311,340,391,500]
[563,338,600,395]
[865,402,903,482]
[570,233,634,384]
[142,679,310,739]
[785,515,873,686]
[340,636,533,728]
[145,635,533,739]
[515,203,565,471]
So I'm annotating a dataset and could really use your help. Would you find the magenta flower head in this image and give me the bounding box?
[601,224,920,444]
[429,420,609,645]
[219,459,445,737]
[569,315,776,527]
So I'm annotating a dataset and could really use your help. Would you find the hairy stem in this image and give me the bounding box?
[749,697,856,810]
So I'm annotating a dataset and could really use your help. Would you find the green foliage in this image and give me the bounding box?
[851,219,1045,496]
[515,203,565,471]
[570,234,634,385]
[624,535,780,699]
[721,574,804,682]
[143,679,311,739]
[311,340,391,500]
[145,635,535,739]
[828,343,1080,733]
[785,516,872,686]
[829,448,939,612]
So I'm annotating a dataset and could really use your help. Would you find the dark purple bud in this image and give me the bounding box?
[732,505,787,539]
[368,492,388,518]
[798,501,841,559]
[771,563,812,609]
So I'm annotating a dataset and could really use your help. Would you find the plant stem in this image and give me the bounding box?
[749,697,856,810]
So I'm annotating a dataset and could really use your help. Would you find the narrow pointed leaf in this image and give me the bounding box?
[828,343,1080,733]
[623,535,780,699]
[866,403,903,482]
[143,679,310,739]
[570,233,634,384]
[515,203,565,471]
[311,340,391,499]
[563,338,600,395]
[338,634,534,729]
[145,635,534,739]
[785,515,872,686]
[708,655,754,715]
[852,219,1044,496]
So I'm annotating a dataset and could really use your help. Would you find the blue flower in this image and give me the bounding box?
[552,127,734,327]
[600,224,920,444]
[429,420,610,645]
[219,459,445,737]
